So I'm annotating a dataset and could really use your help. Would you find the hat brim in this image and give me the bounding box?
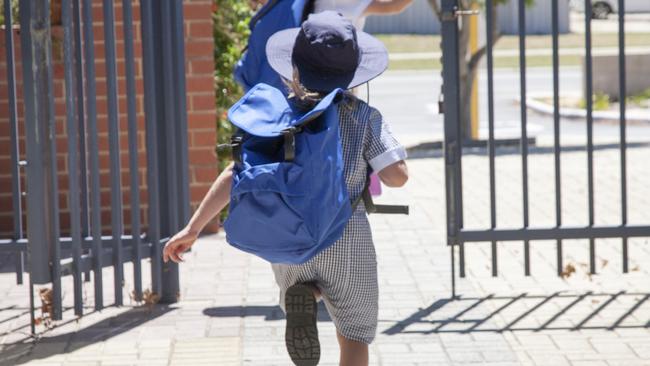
[266,28,389,92]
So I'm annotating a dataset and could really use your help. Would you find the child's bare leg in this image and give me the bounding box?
[336,332,368,366]
[309,284,321,301]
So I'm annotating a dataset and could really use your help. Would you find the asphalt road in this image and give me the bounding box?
[369,67,650,148]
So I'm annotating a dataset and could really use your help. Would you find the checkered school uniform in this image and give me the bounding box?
[271,94,407,344]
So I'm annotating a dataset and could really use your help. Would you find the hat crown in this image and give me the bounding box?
[292,11,360,76]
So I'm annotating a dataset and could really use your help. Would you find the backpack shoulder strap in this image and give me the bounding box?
[249,0,314,30]
[351,175,409,215]
[249,0,281,30]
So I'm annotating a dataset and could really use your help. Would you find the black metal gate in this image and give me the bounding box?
[440,0,650,297]
[1,0,190,333]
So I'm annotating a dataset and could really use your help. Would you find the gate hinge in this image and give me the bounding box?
[441,7,480,21]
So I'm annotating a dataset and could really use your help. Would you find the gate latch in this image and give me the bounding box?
[441,7,480,21]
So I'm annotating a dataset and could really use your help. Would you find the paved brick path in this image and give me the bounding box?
[1,145,649,365]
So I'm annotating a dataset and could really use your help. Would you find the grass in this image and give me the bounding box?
[387,55,584,70]
[378,33,650,70]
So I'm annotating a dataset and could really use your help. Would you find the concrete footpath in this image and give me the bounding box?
[1,145,650,365]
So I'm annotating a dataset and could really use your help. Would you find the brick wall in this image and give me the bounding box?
[0,1,219,237]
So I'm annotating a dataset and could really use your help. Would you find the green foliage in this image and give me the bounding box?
[593,93,610,111]
[0,0,19,26]
[627,88,650,106]
[213,0,253,170]
[579,93,611,111]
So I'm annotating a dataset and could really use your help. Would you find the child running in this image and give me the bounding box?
[163,11,408,366]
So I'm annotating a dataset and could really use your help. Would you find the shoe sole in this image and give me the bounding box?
[285,284,320,366]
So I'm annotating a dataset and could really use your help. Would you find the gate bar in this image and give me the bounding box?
[551,0,563,276]
[164,0,192,303]
[81,0,104,310]
[122,0,143,302]
[458,225,650,242]
[617,0,628,273]
[160,0,181,303]
[485,0,497,277]
[441,0,463,294]
[72,0,89,240]
[584,0,596,275]
[517,0,530,276]
[140,0,163,296]
[42,0,63,320]
[102,0,125,307]
[161,1,180,236]
[22,0,64,320]
[4,0,25,284]
[172,0,191,231]
[61,0,84,316]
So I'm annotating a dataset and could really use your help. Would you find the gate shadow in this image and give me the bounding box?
[0,304,175,366]
[203,302,333,322]
[382,291,650,335]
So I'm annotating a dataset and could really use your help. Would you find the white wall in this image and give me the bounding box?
[364,0,571,35]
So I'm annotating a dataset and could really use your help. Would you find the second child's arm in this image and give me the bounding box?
[163,163,234,263]
[364,0,414,15]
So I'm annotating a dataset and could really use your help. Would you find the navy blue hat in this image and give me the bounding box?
[266,11,388,92]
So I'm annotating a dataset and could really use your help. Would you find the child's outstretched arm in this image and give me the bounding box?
[163,163,234,263]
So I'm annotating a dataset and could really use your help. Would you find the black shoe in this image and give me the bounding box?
[284,284,320,366]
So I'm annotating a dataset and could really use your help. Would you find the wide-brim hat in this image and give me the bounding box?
[266,11,389,92]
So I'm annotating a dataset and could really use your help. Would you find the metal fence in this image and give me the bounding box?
[440,0,650,297]
[1,0,190,333]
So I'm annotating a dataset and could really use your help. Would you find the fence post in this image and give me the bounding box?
[140,0,184,303]
[440,0,463,298]
[19,0,63,319]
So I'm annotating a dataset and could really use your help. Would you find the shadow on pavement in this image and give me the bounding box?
[0,304,175,366]
[203,302,332,322]
[382,291,650,335]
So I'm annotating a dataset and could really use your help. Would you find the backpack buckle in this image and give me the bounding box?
[217,135,243,164]
[282,127,300,162]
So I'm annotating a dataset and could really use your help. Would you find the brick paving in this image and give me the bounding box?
[1,144,649,365]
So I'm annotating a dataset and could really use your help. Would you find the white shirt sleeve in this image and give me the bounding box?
[363,106,407,173]
[368,146,408,173]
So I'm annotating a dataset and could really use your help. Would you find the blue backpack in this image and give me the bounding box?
[234,0,313,92]
[223,83,352,264]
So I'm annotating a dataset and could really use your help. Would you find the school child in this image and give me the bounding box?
[163,11,408,366]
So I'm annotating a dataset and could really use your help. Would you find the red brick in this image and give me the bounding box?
[191,94,216,112]
[188,21,213,39]
[188,148,217,165]
[191,130,216,148]
[184,3,213,19]
[189,59,215,75]
[186,76,215,93]
[185,40,214,58]
[187,111,217,131]
[190,184,211,201]
[193,165,218,183]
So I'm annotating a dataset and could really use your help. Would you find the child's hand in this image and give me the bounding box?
[163,227,199,263]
